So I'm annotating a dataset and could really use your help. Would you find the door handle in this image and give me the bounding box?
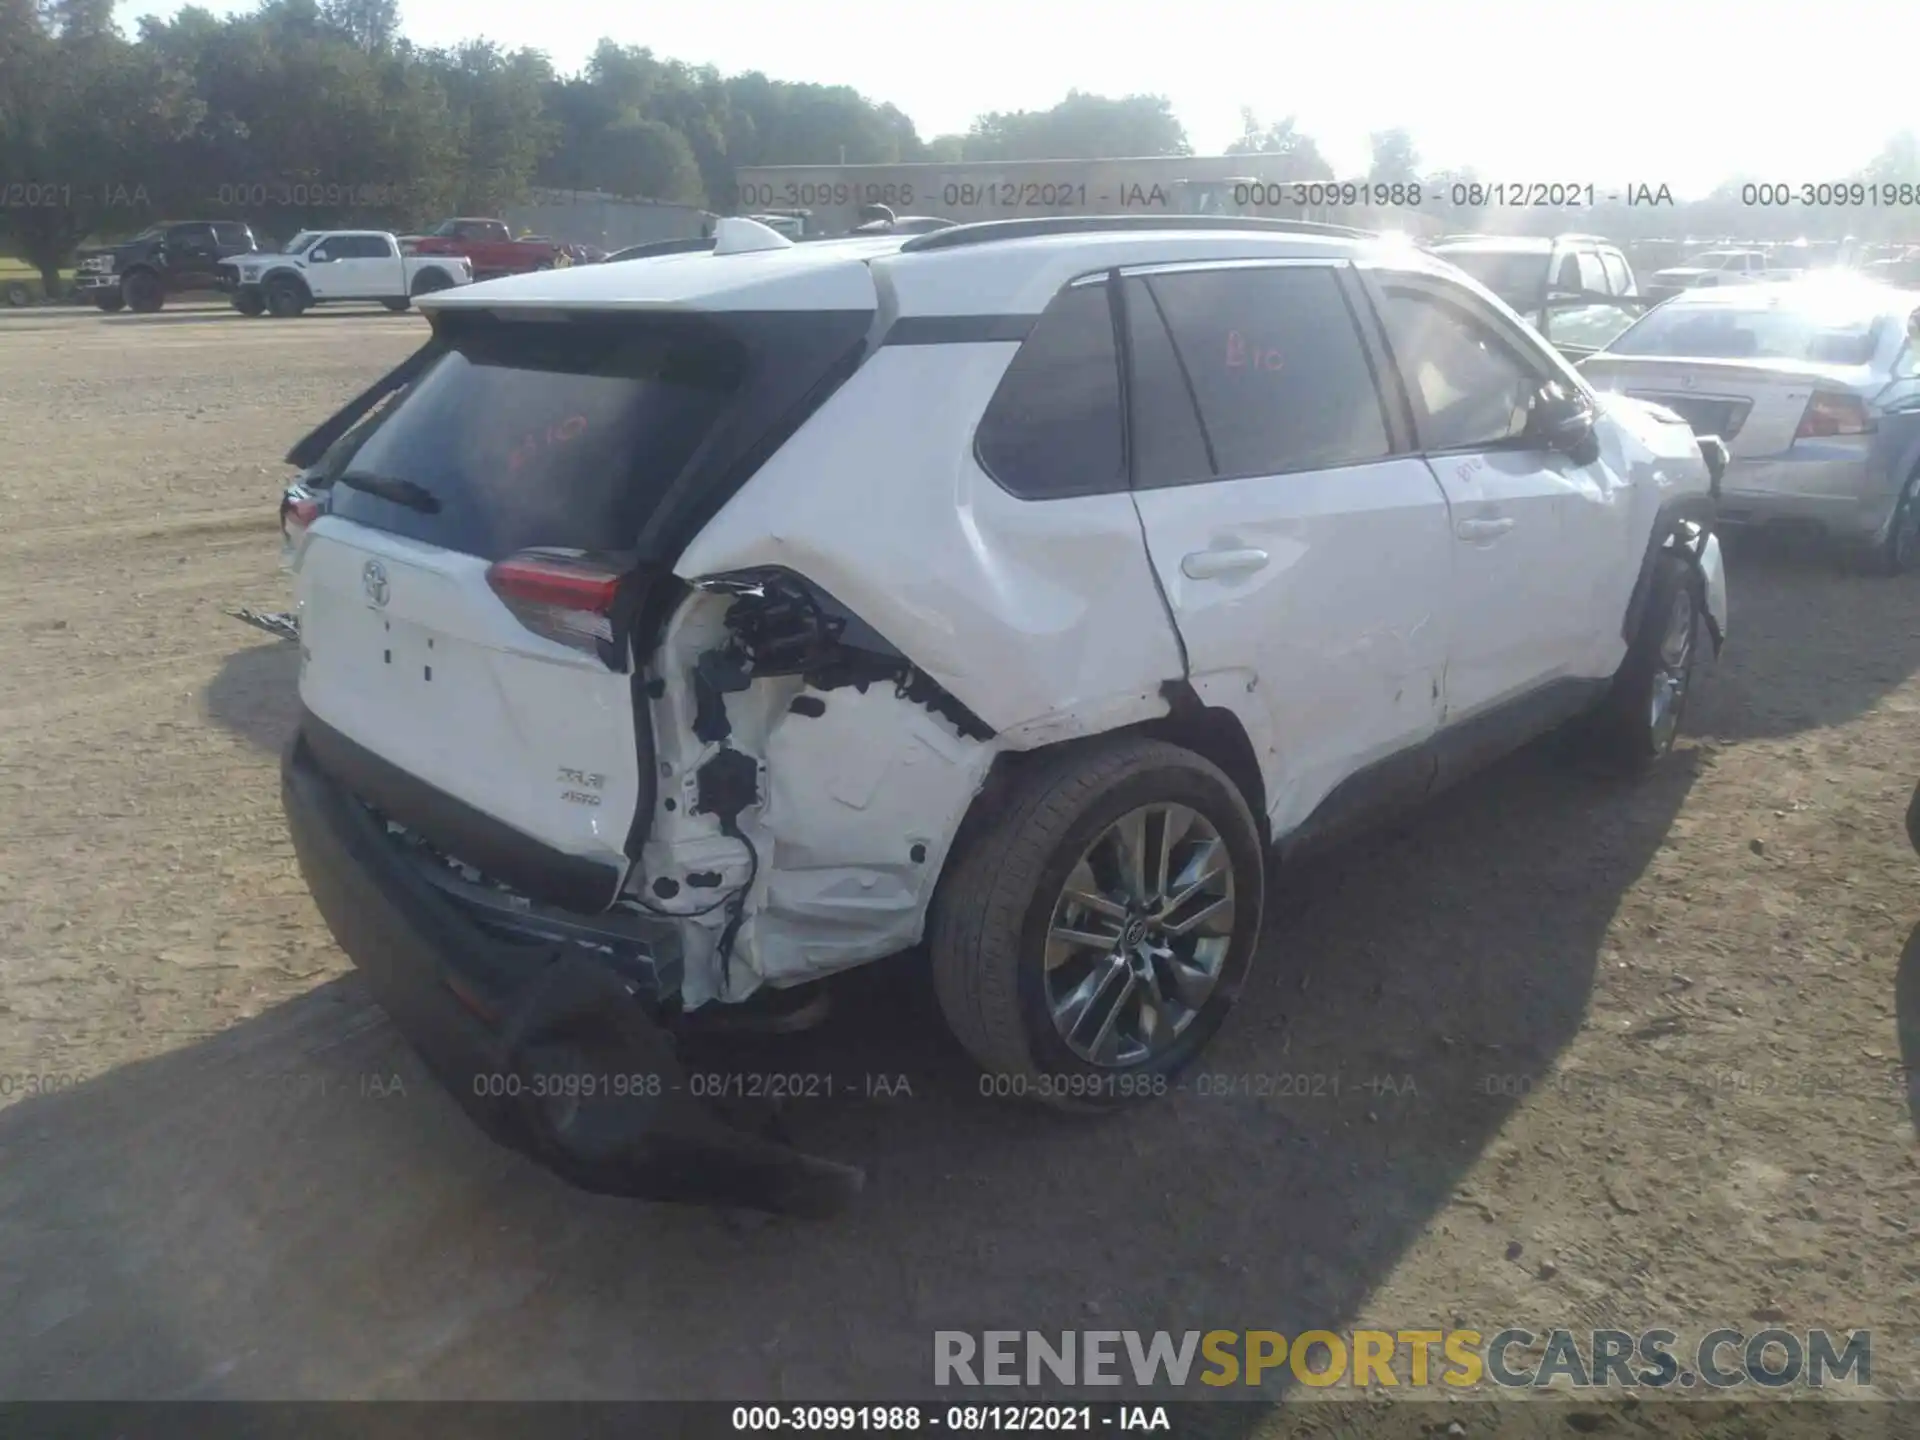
[1180,548,1270,580]
[1455,517,1515,542]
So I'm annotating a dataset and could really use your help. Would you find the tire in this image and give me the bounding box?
[4,280,31,307]
[1587,552,1700,770]
[410,270,454,299]
[1873,470,1920,576]
[265,278,306,318]
[929,737,1266,1106]
[232,291,265,317]
[381,297,410,312]
[122,271,164,313]
[94,291,125,313]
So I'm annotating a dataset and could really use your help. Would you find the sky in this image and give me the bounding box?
[112,0,1919,199]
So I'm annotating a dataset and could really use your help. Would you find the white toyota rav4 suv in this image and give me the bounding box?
[279,215,1729,1215]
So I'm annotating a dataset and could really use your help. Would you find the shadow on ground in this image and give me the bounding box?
[1898,922,1920,1138]
[12,628,1714,1407]
[202,638,301,755]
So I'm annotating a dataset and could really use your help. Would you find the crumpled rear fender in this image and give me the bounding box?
[1692,526,1728,655]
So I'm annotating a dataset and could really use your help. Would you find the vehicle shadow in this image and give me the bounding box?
[0,713,1699,1408]
[1898,920,1920,1137]
[1694,531,1920,741]
[201,638,301,756]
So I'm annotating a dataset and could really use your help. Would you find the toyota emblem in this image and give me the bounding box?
[362,559,390,608]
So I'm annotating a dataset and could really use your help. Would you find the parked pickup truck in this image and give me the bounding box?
[1644,248,1803,301]
[222,230,472,317]
[400,218,563,281]
[74,220,261,312]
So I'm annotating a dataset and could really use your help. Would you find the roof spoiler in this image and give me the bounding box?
[284,339,443,469]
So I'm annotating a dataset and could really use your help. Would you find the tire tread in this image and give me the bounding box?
[929,738,1250,1085]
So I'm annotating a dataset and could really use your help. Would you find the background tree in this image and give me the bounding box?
[961,91,1189,161]
[1226,110,1333,180]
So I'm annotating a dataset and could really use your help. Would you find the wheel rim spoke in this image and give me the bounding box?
[1043,800,1239,1068]
[1162,892,1234,938]
[1054,958,1137,1063]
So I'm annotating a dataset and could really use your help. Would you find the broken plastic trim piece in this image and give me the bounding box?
[691,566,996,742]
[228,607,300,643]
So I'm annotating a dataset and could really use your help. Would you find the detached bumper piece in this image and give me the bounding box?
[282,735,865,1217]
[227,607,299,643]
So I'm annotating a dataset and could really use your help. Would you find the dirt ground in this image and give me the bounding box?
[0,305,1915,1419]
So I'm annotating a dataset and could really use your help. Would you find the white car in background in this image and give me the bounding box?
[275,214,1728,1214]
[1646,247,1802,299]
[1583,279,1920,571]
[222,230,471,318]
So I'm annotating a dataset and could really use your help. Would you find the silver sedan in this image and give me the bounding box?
[1581,280,1920,572]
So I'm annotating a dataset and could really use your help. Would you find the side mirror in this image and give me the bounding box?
[1528,381,1597,455]
[310,247,331,263]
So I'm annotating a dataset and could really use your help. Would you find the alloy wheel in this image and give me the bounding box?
[1891,482,1920,572]
[1043,803,1237,1067]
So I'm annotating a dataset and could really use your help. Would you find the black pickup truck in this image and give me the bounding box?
[73,220,261,312]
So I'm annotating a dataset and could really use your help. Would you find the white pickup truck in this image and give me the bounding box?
[1644,247,1804,300]
[222,230,472,317]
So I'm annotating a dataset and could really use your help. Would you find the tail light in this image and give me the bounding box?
[281,489,323,558]
[486,549,626,657]
[1794,391,1874,439]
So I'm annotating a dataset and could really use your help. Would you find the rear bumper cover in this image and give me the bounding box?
[282,732,864,1216]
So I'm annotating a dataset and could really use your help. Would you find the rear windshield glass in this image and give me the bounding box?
[1604,300,1885,365]
[330,319,744,559]
[1435,251,1551,309]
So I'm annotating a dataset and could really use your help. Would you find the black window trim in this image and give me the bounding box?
[1112,257,1411,489]
[1352,265,1594,458]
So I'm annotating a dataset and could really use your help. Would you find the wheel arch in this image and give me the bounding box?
[262,267,312,298]
[930,684,1270,914]
[1620,493,1718,651]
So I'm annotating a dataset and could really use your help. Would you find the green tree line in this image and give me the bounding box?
[2,0,1915,293]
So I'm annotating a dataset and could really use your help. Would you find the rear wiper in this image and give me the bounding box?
[334,472,441,513]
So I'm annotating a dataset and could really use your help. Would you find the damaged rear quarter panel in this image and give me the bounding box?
[671,344,1187,735]
[643,592,1001,1006]
[653,343,1190,1003]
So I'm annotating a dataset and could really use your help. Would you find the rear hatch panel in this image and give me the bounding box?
[292,294,877,917]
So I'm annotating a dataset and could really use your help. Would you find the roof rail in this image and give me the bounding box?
[896,214,1376,254]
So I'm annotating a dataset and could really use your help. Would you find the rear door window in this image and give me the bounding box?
[330,318,745,558]
[1141,264,1392,478]
[1123,281,1214,486]
[975,279,1126,499]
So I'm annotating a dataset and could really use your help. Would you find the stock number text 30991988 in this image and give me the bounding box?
[733,182,917,210]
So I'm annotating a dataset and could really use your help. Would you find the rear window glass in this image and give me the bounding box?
[1145,266,1390,477]
[1435,251,1552,309]
[1605,300,1885,365]
[331,319,743,559]
[975,280,1125,499]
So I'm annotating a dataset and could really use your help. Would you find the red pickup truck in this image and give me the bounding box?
[400,218,563,281]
